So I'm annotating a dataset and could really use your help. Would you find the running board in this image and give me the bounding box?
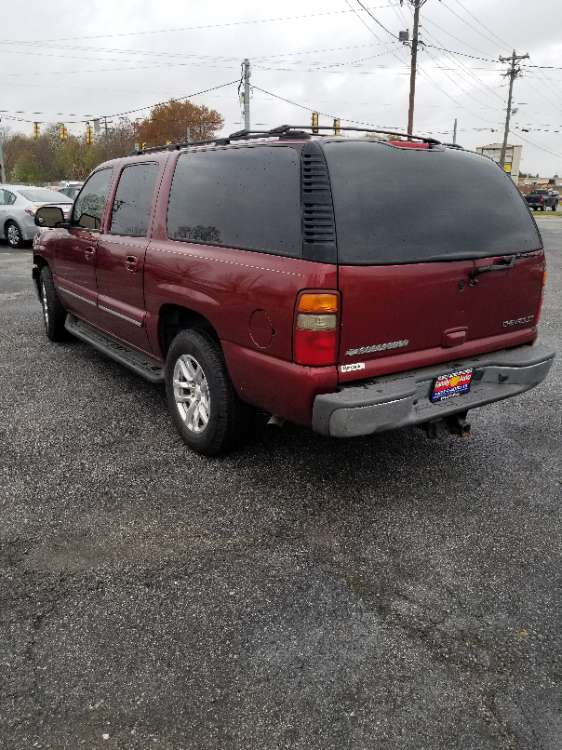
[65,315,164,383]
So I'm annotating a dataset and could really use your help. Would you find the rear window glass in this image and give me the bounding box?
[323,141,541,264]
[19,188,71,203]
[167,146,301,257]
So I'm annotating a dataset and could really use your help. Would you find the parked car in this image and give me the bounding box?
[31,126,555,455]
[56,182,84,201]
[525,189,559,211]
[0,185,73,248]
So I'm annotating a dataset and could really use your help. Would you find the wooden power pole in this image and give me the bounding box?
[499,50,529,170]
[401,0,430,135]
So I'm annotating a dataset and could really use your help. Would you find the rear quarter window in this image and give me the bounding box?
[323,141,542,264]
[167,145,301,257]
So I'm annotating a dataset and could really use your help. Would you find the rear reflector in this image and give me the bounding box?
[294,291,339,366]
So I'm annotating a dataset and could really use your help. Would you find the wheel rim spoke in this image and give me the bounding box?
[173,354,211,434]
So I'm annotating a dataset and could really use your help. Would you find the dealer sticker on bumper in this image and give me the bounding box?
[431,368,473,403]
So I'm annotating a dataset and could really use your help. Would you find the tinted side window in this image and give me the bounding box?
[73,168,113,230]
[110,162,159,237]
[3,190,16,205]
[167,146,301,257]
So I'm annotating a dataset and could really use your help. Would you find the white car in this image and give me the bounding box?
[0,185,73,248]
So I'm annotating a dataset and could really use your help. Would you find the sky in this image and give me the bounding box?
[1,0,562,175]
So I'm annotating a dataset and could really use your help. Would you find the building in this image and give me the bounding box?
[475,143,523,180]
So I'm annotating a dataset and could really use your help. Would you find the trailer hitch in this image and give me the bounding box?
[419,411,471,439]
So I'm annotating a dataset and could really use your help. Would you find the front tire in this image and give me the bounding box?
[165,329,253,456]
[40,266,67,341]
[6,221,24,248]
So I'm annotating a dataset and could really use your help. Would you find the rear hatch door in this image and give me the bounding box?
[322,141,544,381]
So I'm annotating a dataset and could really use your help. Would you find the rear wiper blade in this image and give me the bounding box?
[469,255,517,282]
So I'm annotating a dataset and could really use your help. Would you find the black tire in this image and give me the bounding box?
[5,221,24,248]
[39,265,67,342]
[541,206,546,212]
[165,329,253,456]
[553,203,558,212]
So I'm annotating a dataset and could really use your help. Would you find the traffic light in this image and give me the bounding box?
[85,123,93,145]
[311,111,319,134]
[58,124,68,142]
[333,118,341,135]
[32,122,40,140]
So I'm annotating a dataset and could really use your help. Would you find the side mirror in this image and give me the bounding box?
[35,206,66,228]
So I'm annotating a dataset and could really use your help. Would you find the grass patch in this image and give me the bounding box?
[532,211,562,218]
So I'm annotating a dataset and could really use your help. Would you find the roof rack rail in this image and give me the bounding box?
[279,124,441,145]
[132,123,441,155]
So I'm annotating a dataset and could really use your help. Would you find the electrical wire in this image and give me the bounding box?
[1,80,240,124]
[343,0,385,43]
[453,0,513,50]
[441,0,510,53]
[354,0,399,41]
[0,5,403,46]
[251,84,400,130]
[512,129,562,161]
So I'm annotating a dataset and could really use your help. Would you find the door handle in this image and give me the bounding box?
[84,246,96,260]
[125,255,138,272]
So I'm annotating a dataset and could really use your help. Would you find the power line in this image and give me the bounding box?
[441,0,509,53]
[1,80,239,124]
[0,5,403,46]
[419,25,505,105]
[251,84,401,130]
[421,16,490,58]
[512,129,562,161]
[354,0,399,40]
[453,0,513,50]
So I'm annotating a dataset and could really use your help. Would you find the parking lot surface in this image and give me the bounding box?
[1,221,561,750]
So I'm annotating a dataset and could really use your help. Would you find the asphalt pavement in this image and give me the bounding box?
[1,221,561,750]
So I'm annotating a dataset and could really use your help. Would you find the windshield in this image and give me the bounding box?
[61,186,82,199]
[19,188,72,203]
[323,141,542,265]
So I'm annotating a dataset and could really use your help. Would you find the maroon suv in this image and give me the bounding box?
[32,126,555,455]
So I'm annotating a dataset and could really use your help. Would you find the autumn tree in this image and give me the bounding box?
[3,120,136,183]
[0,98,224,183]
[135,100,223,146]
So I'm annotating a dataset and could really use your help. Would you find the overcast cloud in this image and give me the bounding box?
[2,0,562,174]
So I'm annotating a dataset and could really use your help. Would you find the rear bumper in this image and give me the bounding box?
[312,343,555,438]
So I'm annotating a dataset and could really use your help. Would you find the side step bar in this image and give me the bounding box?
[65,315,164,383]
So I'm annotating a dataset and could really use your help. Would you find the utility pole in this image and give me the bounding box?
[452,117,458,145]
[499,50,529,171]
[401,0,429,135]
[242,58,251,131]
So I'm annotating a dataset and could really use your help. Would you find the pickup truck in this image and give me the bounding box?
[31,126,555,455]
[525,189,559,211]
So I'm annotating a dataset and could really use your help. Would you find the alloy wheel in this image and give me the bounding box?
[41,281,50,330]
[7,224,21,247]
[172,354,211,434]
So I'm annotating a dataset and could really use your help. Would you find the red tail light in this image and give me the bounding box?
[293,292,339,366]
[24,207,37,216]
